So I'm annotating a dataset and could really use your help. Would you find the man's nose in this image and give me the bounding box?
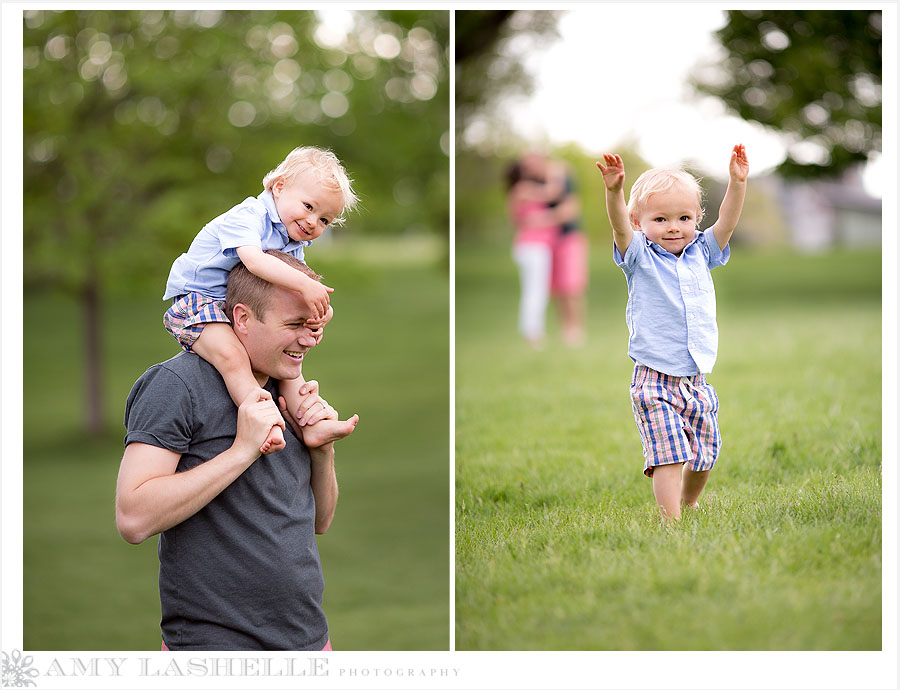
[297,329,318,347]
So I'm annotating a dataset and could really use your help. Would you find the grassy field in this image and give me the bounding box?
[22,244,450,651]
[455,240,882,650]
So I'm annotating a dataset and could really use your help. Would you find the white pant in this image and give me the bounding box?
[512,242,552,341]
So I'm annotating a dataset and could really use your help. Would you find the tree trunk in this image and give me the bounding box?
[83,274,104,435]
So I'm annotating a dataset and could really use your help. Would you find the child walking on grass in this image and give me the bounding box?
[596,144,749,521]
[163,146,359,454]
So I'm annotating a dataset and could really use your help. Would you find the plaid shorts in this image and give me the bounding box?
[629,364,722,478]
[163,292,230,352]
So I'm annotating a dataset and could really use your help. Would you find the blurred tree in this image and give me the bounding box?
[455,10,560,147]
[692,9,881,178]
[23,8,448,434]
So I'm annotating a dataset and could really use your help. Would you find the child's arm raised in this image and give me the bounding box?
[712,144,749,250]
[236,245,332,318]
[596,154,633,256]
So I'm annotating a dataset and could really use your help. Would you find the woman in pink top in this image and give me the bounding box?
[505,160,562,347]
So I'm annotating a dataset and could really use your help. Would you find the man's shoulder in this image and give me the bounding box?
[126,352,229,425]
[133,352,220,395]
[150,350,207,375]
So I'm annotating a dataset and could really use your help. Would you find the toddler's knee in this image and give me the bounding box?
[214,340,250,374]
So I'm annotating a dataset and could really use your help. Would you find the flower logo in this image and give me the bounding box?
[1,650,38,688]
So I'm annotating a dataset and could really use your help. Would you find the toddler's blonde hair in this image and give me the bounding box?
[627,168,705,228]
[262,146,359,226]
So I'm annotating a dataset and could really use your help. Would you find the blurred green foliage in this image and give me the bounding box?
[23,8,449,431]
[692,9,882,178]
[24,9,449,297]
[454,10,560,141]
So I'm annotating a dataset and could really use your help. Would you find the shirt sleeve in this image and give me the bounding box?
[124,365,194,454]
[614,231,644,273]
[700,228,730,269]
[216,199,267,258]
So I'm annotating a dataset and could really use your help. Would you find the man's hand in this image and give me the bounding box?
[296,380,331,426]
[596,154,626,192]
[233,388,286,459]
[728,143,749,182]
[278,380,359,448]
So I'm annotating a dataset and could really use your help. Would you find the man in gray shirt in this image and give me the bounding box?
[116,251,357,650]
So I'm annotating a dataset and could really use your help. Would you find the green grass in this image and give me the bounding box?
[23,247,450,651]
[455,241,882,650]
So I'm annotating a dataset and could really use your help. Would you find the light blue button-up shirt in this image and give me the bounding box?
[614,229,730,376]
[163,191,311,301]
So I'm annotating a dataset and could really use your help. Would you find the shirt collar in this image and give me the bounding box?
[257,190,313,247]
[259,190,290,240]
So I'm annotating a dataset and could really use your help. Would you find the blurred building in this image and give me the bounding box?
[716,164,882,252]
[778,166,882,252]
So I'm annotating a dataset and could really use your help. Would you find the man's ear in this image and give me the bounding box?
[271,178,284,198]
[630,214,640,230]
[231,303,253,335]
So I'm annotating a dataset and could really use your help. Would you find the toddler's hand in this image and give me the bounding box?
[596,154,626,192]
[300,277,334,320]
[305,304,333,328]
[304,305,333,345]
[729,144,749,182]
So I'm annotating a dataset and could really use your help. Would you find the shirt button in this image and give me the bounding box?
[689,313,696,320]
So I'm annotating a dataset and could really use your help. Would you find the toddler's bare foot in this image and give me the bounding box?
[260,425,286,454]
[301,415,359,448]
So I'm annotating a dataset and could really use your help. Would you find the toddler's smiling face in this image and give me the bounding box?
[631,184,700,257]
[272,170,344,243]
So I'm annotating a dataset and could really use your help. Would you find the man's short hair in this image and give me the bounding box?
[224,250,322,322]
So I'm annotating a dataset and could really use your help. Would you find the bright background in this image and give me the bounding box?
[461,6,884,191]
[507,7,883,193]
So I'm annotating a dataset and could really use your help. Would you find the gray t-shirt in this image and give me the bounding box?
[124,351,328,651]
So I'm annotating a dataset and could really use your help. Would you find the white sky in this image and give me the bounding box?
[504,6,884,195]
